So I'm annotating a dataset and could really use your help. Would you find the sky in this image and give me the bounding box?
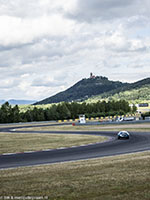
[0,0,150,101]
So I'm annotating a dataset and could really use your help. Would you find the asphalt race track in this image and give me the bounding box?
[0,123,150,169]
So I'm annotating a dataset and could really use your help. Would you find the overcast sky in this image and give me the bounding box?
[0,0,150,101]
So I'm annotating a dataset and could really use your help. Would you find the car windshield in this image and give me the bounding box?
[120,132,127,135]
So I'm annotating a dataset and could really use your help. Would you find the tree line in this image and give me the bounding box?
[0,100,135,123]
[141,111,150,120]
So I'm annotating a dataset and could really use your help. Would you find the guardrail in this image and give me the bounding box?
[57,114,140,123]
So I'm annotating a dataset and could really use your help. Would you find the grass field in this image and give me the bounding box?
[0,152,150,200]
[19,104,54,112]
[0,123,150,199]
[0,132,107,154]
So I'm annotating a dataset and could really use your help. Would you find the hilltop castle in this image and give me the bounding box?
[90,72,96,79]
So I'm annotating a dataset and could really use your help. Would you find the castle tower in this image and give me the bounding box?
[90,73,95,79]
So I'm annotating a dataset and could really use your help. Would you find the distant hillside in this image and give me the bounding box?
[0,99,36,105]
[0,100,6,104]
[87,78,150,104]
[34,76,128,105]
[34,76,150,105]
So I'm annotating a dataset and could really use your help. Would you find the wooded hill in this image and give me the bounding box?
[34,76,150,105]
[87,85,150,104]
[87,78,150,104]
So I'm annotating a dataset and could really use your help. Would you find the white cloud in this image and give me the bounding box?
[32,75,65,87]
[0,0,76,18]
[0,0,150,101]
[67,0,150,22]
[0,14,74,47]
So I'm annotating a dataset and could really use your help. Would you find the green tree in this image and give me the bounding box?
[10,105,21,122]
[0,102,12,123]
[31,107,45,121]
[56,102,71,119]
[132,104,137,113]
[44,105,59,121]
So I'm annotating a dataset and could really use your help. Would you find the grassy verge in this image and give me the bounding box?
[0,132,107,154]
[0,121,57,128]
[0,152,150,200]
[17,123,150,132]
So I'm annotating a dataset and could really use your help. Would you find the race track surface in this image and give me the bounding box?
[0,123,150,169]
